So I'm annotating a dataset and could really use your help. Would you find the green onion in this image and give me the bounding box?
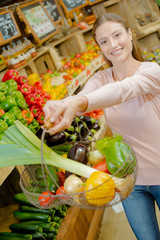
[0,121,96,178]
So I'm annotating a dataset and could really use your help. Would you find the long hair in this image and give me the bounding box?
[92,13,143,66]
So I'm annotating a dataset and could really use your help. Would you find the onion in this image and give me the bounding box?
[88,149,105,165]
[64,174,84,194]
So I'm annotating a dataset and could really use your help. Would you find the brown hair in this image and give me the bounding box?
[92,13,143,66]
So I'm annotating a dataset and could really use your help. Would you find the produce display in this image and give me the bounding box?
[0,121,137,209]
[0,192,69,240]
[0,69,51,133]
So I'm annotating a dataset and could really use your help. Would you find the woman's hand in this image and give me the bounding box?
[43,96,88,134]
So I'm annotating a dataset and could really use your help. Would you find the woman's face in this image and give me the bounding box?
[95,21,133,65]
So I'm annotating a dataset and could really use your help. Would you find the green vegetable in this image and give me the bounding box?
[9,222,43,233]
[0,119,8,133]
[0,82,8,92]
[19,205,54,215]
[5,79,18,90]
[31,232,47,239]
[13,210,51,222]
[0,121,96,178]
[1,112,16,126]
[0,92,5,103]
[0,232,32,240]
[24,221,54,232]
[96,135,136,178]
[1,96,17,111]
[7,90,24,99]
[14,193,33,206]
[16,98,28,110]
[9,107,23,121]
[46,232,57,239]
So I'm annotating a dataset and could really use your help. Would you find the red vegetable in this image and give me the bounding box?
[16,76,28,85]
[37,112,45,125]
[32,81,43,93]
[36,100,45,109]
[19,84,32,96]
[93,159,110,174]
[29,105,41,118]
[2,69,19,82]
[57,171,65,186]
[25,94,36,106]
[38,191,55,207]
[0,109,5,117]
[56,186,66,199]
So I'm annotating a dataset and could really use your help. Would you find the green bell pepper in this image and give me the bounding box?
[28,119,40,133]
[0,82,8,92]
[15,98,28,110]
[7,90,24,99]
[8,107,23,120]
[96,135,136,178]
[1,112,16,126]
[0,92,5,103]
[0,96,17,111]
[0,119,8,133]
[5,79,18,90]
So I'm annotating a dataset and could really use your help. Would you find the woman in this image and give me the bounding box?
[43,13,160,239]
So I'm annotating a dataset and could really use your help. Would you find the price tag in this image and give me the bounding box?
[42,0,62,23]
[59,0,88,13]
[0,10,21,45]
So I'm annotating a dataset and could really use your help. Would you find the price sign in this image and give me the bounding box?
[16,0,59,45]
[0,10,21,45]
[42,0,62,23]
[59,0,88,13]
[88,0,104,5]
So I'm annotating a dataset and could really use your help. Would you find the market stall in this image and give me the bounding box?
[0,0,160,239]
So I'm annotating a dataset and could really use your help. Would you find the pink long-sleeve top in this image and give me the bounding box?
[78,61,160,185]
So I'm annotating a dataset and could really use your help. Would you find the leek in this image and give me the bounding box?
[0,121,96,178]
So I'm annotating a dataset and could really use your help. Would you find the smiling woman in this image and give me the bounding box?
[43,13,160,240]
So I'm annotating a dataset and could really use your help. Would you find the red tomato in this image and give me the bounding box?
[38,191,55,207]
[56,186,66,199]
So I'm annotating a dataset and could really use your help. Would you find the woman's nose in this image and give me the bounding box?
[109,39,117,48]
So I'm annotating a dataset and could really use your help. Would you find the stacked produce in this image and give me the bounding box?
[0,69,51,133]
[0,192,69,240]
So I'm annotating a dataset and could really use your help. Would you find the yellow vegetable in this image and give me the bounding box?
[28,73,39,86]
[85,171,115,205]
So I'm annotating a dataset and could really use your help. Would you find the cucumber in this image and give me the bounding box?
[23,221,54,232]
[31,232,47,239]
[46,232,57,239]
[9,222,43,233]
[13,210,51,222]
[13,193,33,206]
[19,205,53,216]
[0,232,32,240]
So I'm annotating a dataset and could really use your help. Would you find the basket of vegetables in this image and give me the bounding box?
[0,121,137,209]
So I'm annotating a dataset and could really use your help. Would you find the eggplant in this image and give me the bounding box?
[35,128,50,140]
[65,143,88,178]
[67,133,78,142]
[46,131,69,147]
[90,122,100,131]
[78,115,97,129]
[71,117,81,127]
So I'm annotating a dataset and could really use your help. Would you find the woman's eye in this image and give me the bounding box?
[115,32,121,38]
[100,40,107,45]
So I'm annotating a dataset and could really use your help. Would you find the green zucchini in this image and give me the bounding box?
[0,232,32,240]
[46,232,57,239]
[31,232,47,239]
[13,210,51,222]
[19,205,53,216]
[9,222,43,233]
[13,193,33,206]
[23,221,54,232]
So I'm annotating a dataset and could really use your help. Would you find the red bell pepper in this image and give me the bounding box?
[2,69,19,82]
[32,81,43,93]
[25,93,36,106]
[21,109,34,124]
[93,159,110,174]
[41,91,51,100]
[37,111,45,125]
[29,105,41,118]
[19,84,32,96]
[36,100,45,109]
[57,171,65,186]
[16,75,28,85]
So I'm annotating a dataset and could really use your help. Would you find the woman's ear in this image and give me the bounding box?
[128,28,133,40]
